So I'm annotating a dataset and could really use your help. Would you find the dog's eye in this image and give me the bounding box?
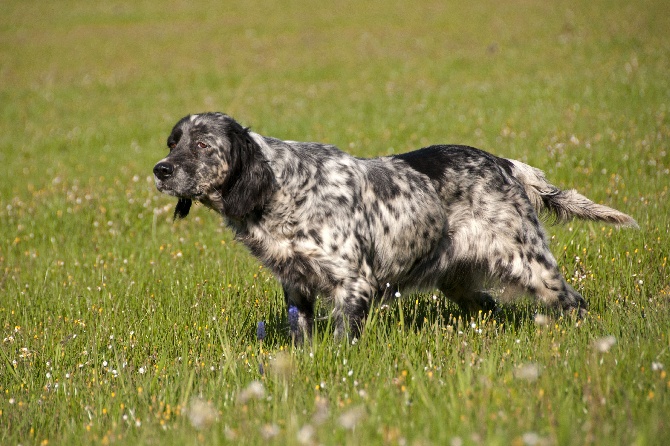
[197,141,208,149]
[168,143,176,150]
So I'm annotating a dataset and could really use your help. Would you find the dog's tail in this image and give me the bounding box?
[506,159,639,228]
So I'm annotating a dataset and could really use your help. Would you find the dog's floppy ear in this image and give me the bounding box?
[218,123,276,219]
[173,198,192,220]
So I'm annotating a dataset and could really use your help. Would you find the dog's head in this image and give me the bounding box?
[153,113,276,220]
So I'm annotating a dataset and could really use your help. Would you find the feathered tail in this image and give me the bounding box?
[506,159,639,228]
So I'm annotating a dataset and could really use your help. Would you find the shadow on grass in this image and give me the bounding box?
[256,292,559,347]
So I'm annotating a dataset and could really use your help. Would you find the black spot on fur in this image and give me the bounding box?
[167,118,187,149]
[308,228,323,245]
[394,146,447,181]
[495,157,515,176]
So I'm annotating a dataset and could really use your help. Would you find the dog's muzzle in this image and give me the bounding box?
[153,162,174,180]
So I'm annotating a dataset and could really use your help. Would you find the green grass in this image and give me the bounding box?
[1,0,669,444]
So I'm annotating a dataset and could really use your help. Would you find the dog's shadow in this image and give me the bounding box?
[258,294,551,347]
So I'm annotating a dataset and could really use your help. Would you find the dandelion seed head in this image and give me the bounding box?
[514,363,540,381]
[312,397,330,425]
[593,335,616,353]
[271,352,294,379]
[238,380,266,403]
[260,424,280,440]
[522,432,545,446]
[296,424,315,445]
[534,314,549,326]
[187,397,218,430]
[338,405,366,430]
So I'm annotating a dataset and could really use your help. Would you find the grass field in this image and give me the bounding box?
[1,0,669,444]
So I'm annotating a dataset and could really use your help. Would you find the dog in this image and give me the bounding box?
[153,112,637,342]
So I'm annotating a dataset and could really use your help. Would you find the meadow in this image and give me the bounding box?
[1,0,669,444]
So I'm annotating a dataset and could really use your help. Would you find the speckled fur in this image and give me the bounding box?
[153,113,637,341]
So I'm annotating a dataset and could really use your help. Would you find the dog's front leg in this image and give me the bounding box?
[282,284,315,344]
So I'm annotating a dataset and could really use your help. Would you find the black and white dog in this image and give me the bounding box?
[153,113,637,341]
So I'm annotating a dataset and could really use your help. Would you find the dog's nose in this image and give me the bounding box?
[153,162,174,180]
